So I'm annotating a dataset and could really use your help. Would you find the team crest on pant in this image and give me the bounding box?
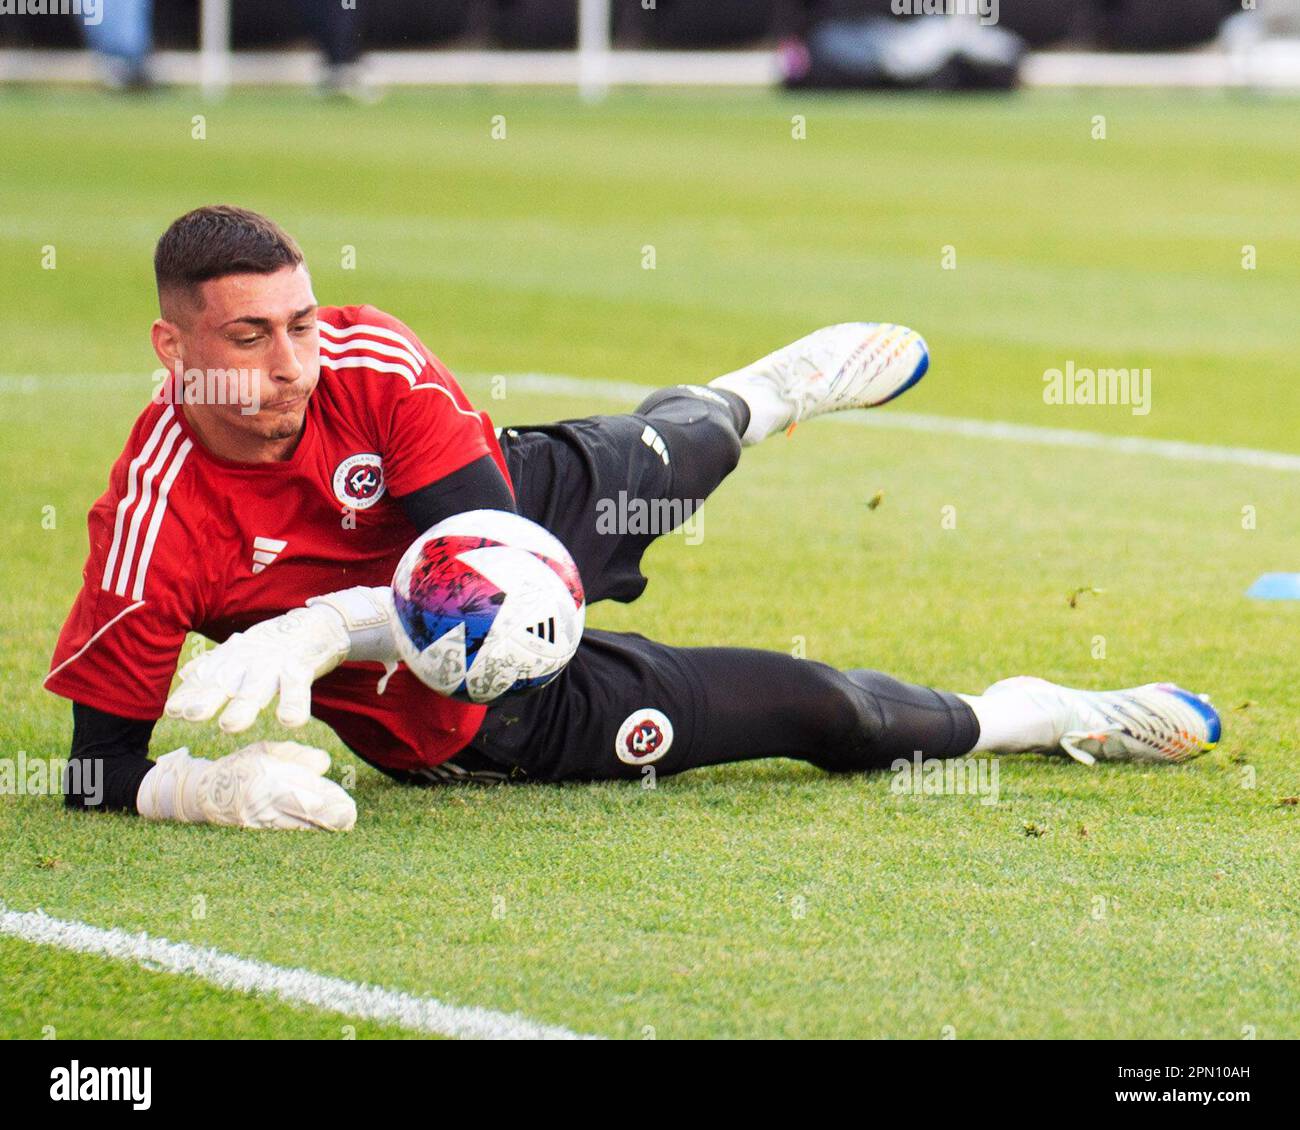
[332,453,386,510]
[615,708,674,766]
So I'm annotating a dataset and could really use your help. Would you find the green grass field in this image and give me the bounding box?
[1,87,1298,1039]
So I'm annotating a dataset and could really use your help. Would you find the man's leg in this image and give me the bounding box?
[462,630,1222,781]
[499,384,748,605]
[466,629,978,782]
[499,321,931,605]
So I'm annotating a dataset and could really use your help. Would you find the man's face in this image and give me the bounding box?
[152,263,320,445]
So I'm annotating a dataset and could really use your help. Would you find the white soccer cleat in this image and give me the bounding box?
[709,322,929,445]
[983,676,1222,766]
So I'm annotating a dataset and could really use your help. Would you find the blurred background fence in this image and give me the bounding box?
[1,0,1297,95]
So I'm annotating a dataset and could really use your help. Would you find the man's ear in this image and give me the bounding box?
[151,317,183,373]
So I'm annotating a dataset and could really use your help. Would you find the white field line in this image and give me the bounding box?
[6,369,1300,475]
[0,902,598,1040]
[483,372,1300,474]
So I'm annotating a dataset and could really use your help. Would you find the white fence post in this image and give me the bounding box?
[578,0,612,101]
[200,0,232,99]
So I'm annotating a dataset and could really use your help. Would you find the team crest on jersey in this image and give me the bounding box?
[615,708,674,766]
[332,453,386,510]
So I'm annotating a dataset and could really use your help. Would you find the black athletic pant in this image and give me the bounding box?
[434,385,979,785]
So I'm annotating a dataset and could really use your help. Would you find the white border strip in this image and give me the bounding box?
[476,371,1300,474]
[3,47,1296,89]
[0,47,780,87]
[0,902,598,1041]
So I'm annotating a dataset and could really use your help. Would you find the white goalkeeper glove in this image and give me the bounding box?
[164,586,398,734]
[136,741,357,831]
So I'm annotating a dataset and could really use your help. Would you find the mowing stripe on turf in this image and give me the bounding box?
[6,370,1300,474]
[0,903,599,1040]
[474,372,1300,474]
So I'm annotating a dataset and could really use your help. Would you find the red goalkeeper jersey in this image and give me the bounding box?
[45,305,508,773]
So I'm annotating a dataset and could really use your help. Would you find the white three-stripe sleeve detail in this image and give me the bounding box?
[319,335,424,374]
[317,321,424,371]
[100,407,175,590]
[112,423,182,596]
[316,320,484,418]
[319,354,420,387]
[131,438,193,601]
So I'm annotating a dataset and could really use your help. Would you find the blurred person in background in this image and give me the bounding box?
[1222,0,1300,43]
[84,0,152,90]
[301,0,371,99]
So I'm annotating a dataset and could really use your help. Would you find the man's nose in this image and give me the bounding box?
[268,329,303,382]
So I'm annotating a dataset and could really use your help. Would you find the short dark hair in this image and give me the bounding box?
[154,205,304,311]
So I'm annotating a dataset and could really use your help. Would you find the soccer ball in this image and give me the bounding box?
[390,509,585,704]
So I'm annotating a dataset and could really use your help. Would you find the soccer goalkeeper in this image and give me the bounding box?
[47,206,1221,830]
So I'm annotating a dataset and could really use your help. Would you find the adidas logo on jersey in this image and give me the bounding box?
[251,536,287,574]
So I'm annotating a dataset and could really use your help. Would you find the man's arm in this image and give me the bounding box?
[65,702,356,830]
[393,453,515,532]
[163,588,397,733]
[161,460,520,737]
[68,702,156,810]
